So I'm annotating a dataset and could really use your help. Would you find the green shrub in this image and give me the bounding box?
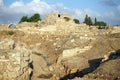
[19,13,41,23]
[73,19,80,24]
[8,31,14,35]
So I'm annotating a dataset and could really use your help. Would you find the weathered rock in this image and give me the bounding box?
[31,53,50,80]
[62,46,92,58]
[43,12,73,25]
[0,39,32,80]
[39,25,57,32]
[0,12,120,80]
[102,50,117,62]
[84,58,120,80]
[0,39,15,50]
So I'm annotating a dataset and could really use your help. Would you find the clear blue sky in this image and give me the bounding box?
[1,0,120,25]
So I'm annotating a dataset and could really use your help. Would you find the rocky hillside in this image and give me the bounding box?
[0,13,120,80]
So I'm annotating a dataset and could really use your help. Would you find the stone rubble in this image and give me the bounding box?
[0,12,120,80]
[0,39,32,80]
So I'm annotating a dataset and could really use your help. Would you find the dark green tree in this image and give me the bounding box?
[96,21,107,29]
[94,17,97,25]
[73,19,80,24]
[83,14,89,24]
[19,13,41,23]
[88,17,93,26]
[29,13,41,22]
[19,16,28,23]
[96,21,107,26]
[83,14,93,26]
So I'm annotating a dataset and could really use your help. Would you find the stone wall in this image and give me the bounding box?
[44,12,73,25]
[0,39,32,80]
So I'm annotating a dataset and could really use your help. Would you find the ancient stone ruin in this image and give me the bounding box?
[0,39,32,80]
[0,12,120,80]
[44,12,73,25]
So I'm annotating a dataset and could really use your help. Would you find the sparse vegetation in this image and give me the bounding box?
[8,31,14,35]
[19,16,28,23]
[83,15,107,27]
[29,13,41,22]
[96,21,107,26]
[73,19,80,24]
[19,13,41,23]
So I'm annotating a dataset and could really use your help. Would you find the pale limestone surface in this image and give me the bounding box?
[0,39,32,80]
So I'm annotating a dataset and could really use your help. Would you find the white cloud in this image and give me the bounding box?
[83,9,101,17]
[1,0,101,22]
[70,9,101,23]
[10,1,24,7]
[0,0,120,25]
[118,5,120,13]
[0,0,54,23]
[0,0,3,6]
[9,0,52,14]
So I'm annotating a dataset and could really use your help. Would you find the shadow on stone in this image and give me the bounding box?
[109,49,120,60]
[60,49,120,80]
[60,58,103,80]
[29,61,34,80]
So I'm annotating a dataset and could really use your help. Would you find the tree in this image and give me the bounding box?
[94,17,97,25]
[83,14,89,24]
[19,16,28,23]
[96,21,107,26]
[19,13,41,23]
[88,17,93,26]
[29,13,41,22]
[73,19,80,24]
[83,14,93,26]
[96,21,107,29]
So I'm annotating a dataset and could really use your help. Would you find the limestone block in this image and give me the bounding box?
[23,50,30,57]
[49,66,54,71]
[7,63,13,71]
[0,39,15,50]
[24,56,30,61]
[0,55,5,59]
[62,47,81,58]
[39,25,57,32]
[53,43,57,46]
[13,65,21,72]
[0,74,2,80]
[62,46,92,58]
[70,39,75,42]
[13,61,20,65]
[7,71,18,78]
[21,61,28,68]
